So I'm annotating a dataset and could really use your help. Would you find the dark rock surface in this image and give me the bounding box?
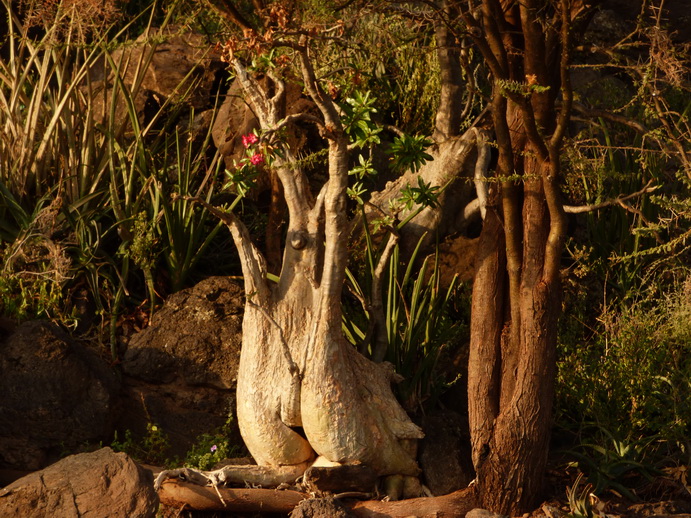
[88,25,223,129]
[0,448,158,518]
[0,321,120,471]
[290,496,355,518]
[303,464,378,494]
[123,276,243,389]
[120,276,244,456]
[419,409,474,496]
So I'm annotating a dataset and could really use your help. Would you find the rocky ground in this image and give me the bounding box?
[1,275,690,517]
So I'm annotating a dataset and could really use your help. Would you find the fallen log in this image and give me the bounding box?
[158,479,307,513]
[158,479,479,517]
[154,461,310,490]
[350,486,479,517]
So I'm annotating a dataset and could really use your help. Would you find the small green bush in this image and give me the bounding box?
[111,422,171,466]
[556,272,691,453]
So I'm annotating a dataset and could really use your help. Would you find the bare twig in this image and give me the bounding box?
[563,181,659,214]
[571,102,649,134]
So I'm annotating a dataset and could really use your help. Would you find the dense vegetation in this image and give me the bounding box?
[1,0,689,510]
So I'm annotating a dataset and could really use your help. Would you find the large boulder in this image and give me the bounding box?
[0,321,120,471]
[0,448,158,518]
[88,25,224,130]
[119,276,244,456]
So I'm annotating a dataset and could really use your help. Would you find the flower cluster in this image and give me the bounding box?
[250,153,264,165]
[242,133,258,148]
[224,133,268,199]
[241,133,264,166]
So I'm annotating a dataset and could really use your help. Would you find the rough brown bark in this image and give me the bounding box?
[350,487,478,518]
[457,0,584,513]
[433,0,466,142]
[470,153,562,513]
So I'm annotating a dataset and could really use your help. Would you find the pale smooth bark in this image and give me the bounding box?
[225,38,423,479]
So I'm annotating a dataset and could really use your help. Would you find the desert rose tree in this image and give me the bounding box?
[189,19,425,481]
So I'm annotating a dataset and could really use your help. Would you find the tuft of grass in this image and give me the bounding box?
[0,1,232,356]
[556,272,691,499]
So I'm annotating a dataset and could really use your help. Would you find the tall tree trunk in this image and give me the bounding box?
[468,145,562,513]
[459,0,581,513]
[433,0,466,142]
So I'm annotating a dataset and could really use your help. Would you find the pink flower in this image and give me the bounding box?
[250,152,264,166]
[242,133,259,148]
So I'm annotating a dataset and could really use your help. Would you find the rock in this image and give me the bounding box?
[466,508,508,518]
[290,496,355,518]
[419,409,474,496]
[0,321,120,471]
[88,25,223,130]
[303,464,378,494]
[123,276,243,388]
[0,447,158,518]
[119,276,244,456]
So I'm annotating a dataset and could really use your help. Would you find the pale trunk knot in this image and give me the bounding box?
[290,231,307,250]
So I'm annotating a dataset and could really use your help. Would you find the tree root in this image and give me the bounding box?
[153,461,310,491]
[350,487,478,517]
[158,478,479,517]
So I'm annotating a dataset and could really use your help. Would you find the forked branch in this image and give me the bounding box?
[173,194,269,302]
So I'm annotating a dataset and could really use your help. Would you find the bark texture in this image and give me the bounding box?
[212,35,423,479]
[455,0,585,513]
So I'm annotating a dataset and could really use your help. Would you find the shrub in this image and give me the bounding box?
[556,271,691,453]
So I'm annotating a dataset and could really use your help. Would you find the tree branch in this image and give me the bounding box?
[294,35,350,299]
[563,181,659,214]
[232,59,272,124]
[173,194,269,301]
[262,112,326,138]
[549,0,574,150]
[370,231,400,363]
[232,58,314,224]
[205,0,255,32]
[472,127,491,220]
[543,0,573,283]
[571,103,649,135]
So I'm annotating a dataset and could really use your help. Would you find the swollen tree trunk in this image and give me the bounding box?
[457,0,585,513]
[222,36,422,479]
